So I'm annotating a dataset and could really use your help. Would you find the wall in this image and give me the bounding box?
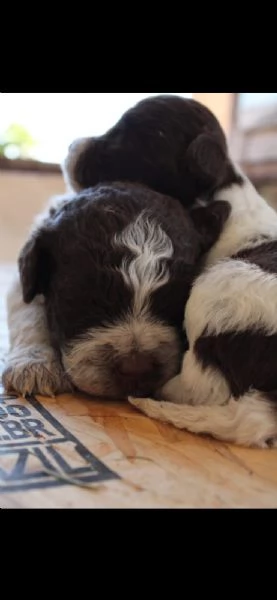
[1,115,276,265]
[257,183,277,211]
[0,170,66,262]
[192,93,235,137]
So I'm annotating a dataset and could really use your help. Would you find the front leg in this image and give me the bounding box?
[2,275,73,397]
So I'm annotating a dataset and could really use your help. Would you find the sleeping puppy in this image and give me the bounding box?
[129,169,277,448]
[63,94,242,205]
[3,182,230,398]
[3,96,238,399]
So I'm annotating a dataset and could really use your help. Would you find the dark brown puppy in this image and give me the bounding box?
[3,96,234,399]
[63,95,242,207]
[18,182,230,399]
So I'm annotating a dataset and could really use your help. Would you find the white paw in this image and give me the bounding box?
[128,396,164,417]
[2,348,73,397]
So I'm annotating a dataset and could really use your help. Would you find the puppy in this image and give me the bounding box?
[3,182,229,398]
[63,94,242,206]
[129,169,277,448]
[3,96,237,399]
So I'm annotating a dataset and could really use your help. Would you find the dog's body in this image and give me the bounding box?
[3,182,229,398]
[130,171,277,448]
[6,94,276,449]
[2,95,236,399]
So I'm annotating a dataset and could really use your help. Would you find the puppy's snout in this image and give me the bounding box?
[118,353,152,378]
[116,352,158,397]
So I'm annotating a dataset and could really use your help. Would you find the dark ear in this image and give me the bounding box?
[190,200,231,253]
[185,133,228,186]
[18,230,54,303]
[63,137,101,191]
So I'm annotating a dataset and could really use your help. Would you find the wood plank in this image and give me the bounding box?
[0,389,277,508]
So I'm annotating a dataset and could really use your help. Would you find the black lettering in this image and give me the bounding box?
[0,395,118,491]
[21,418,55,438]
[0,464,8,479]
[47,445,73,473]
[33,447,57,471]
[0,395,17,404]
[8,449,29,479]
[47,444,97,474]
[7,405,31,418]
[1,421,30,439]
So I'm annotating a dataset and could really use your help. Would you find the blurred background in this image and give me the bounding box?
[1,92,277,263]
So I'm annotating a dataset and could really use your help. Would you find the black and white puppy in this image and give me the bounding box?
[3,96,238,399]
[130,169,277,448]
[63,94,242,205]
[3,182,229,399]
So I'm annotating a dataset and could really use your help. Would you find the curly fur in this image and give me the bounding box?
[3,182,230,398]
[63,94,242,204]
[130,172,277,448]
[3,95,239,400]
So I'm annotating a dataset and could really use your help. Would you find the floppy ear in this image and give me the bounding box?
[18,229,54,303]
[63,137,101,192]
[185,133,228,186]
[190,200,231,253]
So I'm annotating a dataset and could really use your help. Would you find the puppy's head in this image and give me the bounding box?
[63,95,241,206]
[19,182,230,399]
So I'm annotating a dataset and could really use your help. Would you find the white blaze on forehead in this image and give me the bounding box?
[113,212,173,317]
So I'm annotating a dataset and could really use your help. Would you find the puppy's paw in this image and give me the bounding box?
[2,349,73,397]
[128,396,168,419]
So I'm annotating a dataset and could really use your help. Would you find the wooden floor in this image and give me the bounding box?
[1,263,277,509]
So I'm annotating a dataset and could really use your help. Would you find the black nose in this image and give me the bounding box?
[118,354,152,378]
[116,353,158,397]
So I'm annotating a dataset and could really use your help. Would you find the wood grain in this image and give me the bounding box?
[1,263,277,508]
